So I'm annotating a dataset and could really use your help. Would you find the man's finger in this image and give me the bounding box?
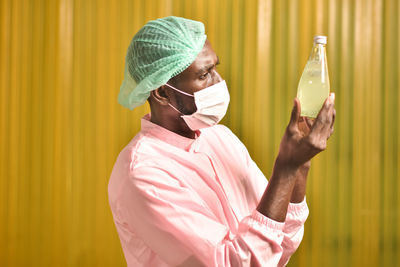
[324,93,335,135]
[305,117,314,129]
[329,93,336,130]
[310,96,331,134]
[331,109,336,130]
[288,98,301,131]
[312,93,335,139]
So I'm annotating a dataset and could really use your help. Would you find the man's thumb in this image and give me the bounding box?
[289,98,301,128]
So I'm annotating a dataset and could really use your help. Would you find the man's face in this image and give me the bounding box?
[167,40,222,115]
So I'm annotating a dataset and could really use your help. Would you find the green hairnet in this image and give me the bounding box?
[118,16,207,110]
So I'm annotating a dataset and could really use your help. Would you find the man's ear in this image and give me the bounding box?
[151,85,170,105]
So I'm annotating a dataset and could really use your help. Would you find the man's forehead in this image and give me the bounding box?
[186,41,218,73]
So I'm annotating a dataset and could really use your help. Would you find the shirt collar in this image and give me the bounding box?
[140,114,201,151]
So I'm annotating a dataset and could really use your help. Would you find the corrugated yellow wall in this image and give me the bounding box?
[1,0,399,266]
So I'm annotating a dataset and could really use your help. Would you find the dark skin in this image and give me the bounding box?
[257,97,335,221]
[149,39,336,222]
[149,40,222,139]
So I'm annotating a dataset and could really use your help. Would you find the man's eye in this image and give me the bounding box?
[199,72,210,80]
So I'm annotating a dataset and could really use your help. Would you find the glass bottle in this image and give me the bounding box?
[297,35,330,118]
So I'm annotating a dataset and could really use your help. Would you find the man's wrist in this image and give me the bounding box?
[290,162,310,203]
[274,156,303,176]
[272,158,299,182]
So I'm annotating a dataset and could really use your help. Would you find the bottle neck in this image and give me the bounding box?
[309,42,326,61]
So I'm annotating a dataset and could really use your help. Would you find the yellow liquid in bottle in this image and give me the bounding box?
[297,49,330,118]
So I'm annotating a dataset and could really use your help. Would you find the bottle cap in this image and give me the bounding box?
[313,35,327,44]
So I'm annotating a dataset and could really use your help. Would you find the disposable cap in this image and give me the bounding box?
[118,16,207,110]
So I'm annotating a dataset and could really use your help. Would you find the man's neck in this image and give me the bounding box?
[150,112,196,139]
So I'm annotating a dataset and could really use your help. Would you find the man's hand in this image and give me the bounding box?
[257,93,335,221]
[276,93,336,170]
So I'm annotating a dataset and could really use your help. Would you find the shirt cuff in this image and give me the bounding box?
[284,198,309,233]
[287,197,308,218]
[251,210,285,231]
[237,210,286,246]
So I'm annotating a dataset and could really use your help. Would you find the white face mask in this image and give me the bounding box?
[166,80,230,131]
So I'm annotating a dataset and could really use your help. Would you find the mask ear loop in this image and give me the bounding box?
[167,102,184,115]
[151,86,190,116]
[165,83,194,97]
[164,83,195,115]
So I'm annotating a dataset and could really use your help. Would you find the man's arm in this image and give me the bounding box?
[290,162,310,203]
[278,163,310,267]
[257,93,335,222]
[117,165,293,267]
[256,159,299,222]
[290,116,318,203]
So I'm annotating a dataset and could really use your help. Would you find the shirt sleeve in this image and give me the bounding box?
[115,165,289,267]
[278,199,309,266]
[223,124,309,266]
[247,159,309,267]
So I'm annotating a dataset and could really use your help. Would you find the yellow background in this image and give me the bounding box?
[1,0,399,266]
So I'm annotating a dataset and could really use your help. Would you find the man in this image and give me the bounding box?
[108,16,335,267]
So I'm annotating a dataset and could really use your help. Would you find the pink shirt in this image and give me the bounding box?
[108,114,309,267]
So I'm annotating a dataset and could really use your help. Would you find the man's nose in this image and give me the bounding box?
[213,71,223,84]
